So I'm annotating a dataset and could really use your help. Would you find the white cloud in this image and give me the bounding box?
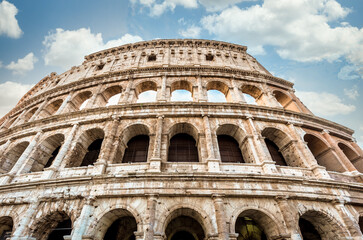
[0,0,22,38]
[198,0,254,12]
[344,85,359,100]
[338,64,360,80]
[201,0,363,78]
[296,91,355,116]
[0,81,33,117]
[5,52,38,75]
[131,0,198,16]
[43,28,143,69]
[179,25,201,38]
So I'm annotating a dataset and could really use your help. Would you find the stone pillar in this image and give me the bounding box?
[203,116,220,172]
[99,117,120,164]
[275,197,301,240]
[71,198,95,240]
[120,77,133,104]
[128,88,137,103]
[266,91,283,108]
[231,79,246,104]
[10,110,26,127]
[0,139,11,157]
[44,124,79,178]
[55,91,73,114]
[144,194,158,240]
[333,200,363,239]
[212,194,229,240]
[85,84,103,108]
[149,116,163,172]
[157,75,167,102]
[29,99,49,121]
[197,75,207,102]
[322,130,356,172]
[11,201,39,239]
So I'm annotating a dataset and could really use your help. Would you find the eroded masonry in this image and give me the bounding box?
[0,39,363,240]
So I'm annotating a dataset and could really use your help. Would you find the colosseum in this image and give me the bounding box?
[0,39,362,240]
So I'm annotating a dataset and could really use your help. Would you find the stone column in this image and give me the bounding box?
[44,124,79,178]
[144,194,158,240]
[333,200,363,239]
[203,116,220,172]
[157,75,167,102]
[11,201,39,240]
[120,77,134,104]
[275,197,301,240]
[197,75,207,102]
[85,84,103,108]
[55,91,73,114]
[29,99,49,121]
[322,130,356,172]
[231,79,246,104]
[266,91,283,108]
[212,194,229,240]
[10,110,26,127]
[0,139,11,157]
[71,197,95,240]
[149,116,163,172]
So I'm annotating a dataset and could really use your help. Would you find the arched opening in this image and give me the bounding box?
[235,209,280,240]
[241,85,261,105]
[359,216,363,234]
[235,217,267,240]
[2,117,17,129]
[218,135,244,163]
[299,218,321,240]
[171,81,193,101]
[94,209,138,240]
[262,127,304,167]
[264,139,287,166]
[338,142,362,172]
[164,208,206,240]
[72,91,92,110]
[39,99,63,118]
[23,107,38,122]
[206,81,230,102]
[122,135,149,163]
[0,216,13,240]
[0,141,29,173]
[28,134,64,172]
[304,134,346,172]
[136,81,157,103]
[274,90,301,112]
[67,128,104,167]
[168,134,198,162]
[101,86,122,107]
[31,211,72,240]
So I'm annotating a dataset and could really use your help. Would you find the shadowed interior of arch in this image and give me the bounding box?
[168,133,198,162]
[299,218,321,240]
[338,142,362,172]
[235,216,267,240]
[166,216,205,240]
[31,212,72,240]
[218,135,245,163]
[0,216,13,240]
[0,141,29,173]
[104,216,137,240]
[122,135,149,163]
[264,138,287,166]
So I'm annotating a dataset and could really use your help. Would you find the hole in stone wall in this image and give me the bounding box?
[46,219,72,240]
[235,217,267,240]
[104,216,137,240]
[0,216,13,240]
[206,54,214,61]
[264,138,287,166]
[80,138,103,166]
[148,54,156,61]
[299,218,321,240]
[218,135,245,163]
[44,145,61,168]
[122,135,149,163]
[96,64,105,71]
[168,133,198,162]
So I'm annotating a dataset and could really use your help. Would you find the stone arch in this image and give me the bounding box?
[0,216,13,239]
[92,208,141,240]
[298,209,349,239]
[338,142,363,172]
[38,99,63,118]
[168,122,199,141]
[135,80,157,103]
[160,207,213,239]
[71,90,92,110]
[232,208,283,239]
[273,90,301,112]
[114,123,151,163]
[2,116,17,129]
[216,124,253,163]
[31,211,72,240]
[241,84,262,105]
[0,141,29,173]
[170,80,194,101]
[304,133,346,172]
[22,107,38,122]
[67,128,104,167]
[206,81,231,102]
[26,133,65,172]
[262,127,304,167]
[100,85,122,107]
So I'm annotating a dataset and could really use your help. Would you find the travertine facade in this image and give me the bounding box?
[0,39,363,240]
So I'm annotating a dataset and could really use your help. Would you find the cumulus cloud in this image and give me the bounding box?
[198,0,255,12]
[43,28,143,69]
[0,81,33,117]
[0,0,22,38]
[296,91,355,116]
[131,0,198,16]
[201,0,363,78]
[344,85,359,100]
[338,65,360,80]
[5,52,37,75]
[179,25,201,38]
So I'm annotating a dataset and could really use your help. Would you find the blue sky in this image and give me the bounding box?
[0,0,362,147]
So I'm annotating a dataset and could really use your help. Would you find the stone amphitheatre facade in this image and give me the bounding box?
[0,39,363,240]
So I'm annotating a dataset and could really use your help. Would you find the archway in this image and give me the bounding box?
[338,142,362,172]
[31,211,72,240]
[273,90,301,112]
[0,141,29,173]
[241,85,261,105]
[122,135,149,163]
[101,85,122,107]
[171,81,193,101]
[71,91,92,110]
[136,81,157,103]
[39,99,63,118]
[217,135,245,163]
[0,216,13,240]
[206,81,230,102]
[168,134,198,162]
[299,218,321,240]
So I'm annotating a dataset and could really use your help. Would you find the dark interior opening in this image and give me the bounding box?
[44,145,61,168]
[148,54,156,61]
[104,216,137,240]
[80,138,103,166]
[168,133,198,162]
[96,64,105,70]
[235,217,267,240]
[218,135,245,163]
[299,218,321,240]
[171,231,196,240]
[122,135,149,163]
[206,54,214,61]
[47,219,72,240]
[264,138,287,166]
